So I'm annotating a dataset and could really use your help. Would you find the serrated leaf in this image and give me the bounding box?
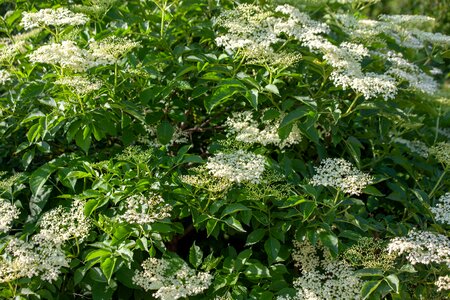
[385,274,400,293]
[279,107,310,128]
[355,268,384,277]
[224,216,246,232]
[361,280,382,300]
[264,237,280,263]
[189,242,203,268]
[264,84,279,95]
[318,231,339,257]
[204,86,241,112]
[100,257,116,283]
[221,203,250,218]
[245,228,266,246]
[157,120,174,145]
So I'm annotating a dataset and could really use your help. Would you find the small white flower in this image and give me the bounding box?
[116,193,172,225]
[387,230,450,267]
[310,158,373,195]
[21,8,88,30]
[133,257,212,300]
[431,193,450,225]
[35,200,91,245]
[435,275,450,292]
[0,200,19,233]
[225,111,302,148]
[393,137,429,158]
[205,150,266,184]
[55,76,102,95]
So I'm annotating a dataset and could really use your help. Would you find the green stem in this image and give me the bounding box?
[434,104,441,144]
[428,169,447,199]
[333,189,341,205]
[342,94,361,117]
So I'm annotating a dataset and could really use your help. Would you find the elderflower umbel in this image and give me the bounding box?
[0,200,19,233]
[431,193,450,225]
[0,237,68,283]
[0,69,12,85]
[393,137,429,158]
[89,36,140,65]
[205,150,266,184]
[133,257,213,300]
[28,41,99,72]
[116,193,171,225]
[225,111,302,149]
[0,40,26,63]
[430,142,450,167]
[35,200,91,245]
[21,8,88,30]
[283,239,362,300]
[387,230,450,267]
[435,275,450,292]
[310,158,373,195]
[55,76,102,95]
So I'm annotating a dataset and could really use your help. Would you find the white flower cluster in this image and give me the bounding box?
[431,193,450,225]
[205,150,266,184]
[310,158,373,195]
[89,36,140,64]
[225,111,302,148]
[116,193,172,225]
[274,5,400,100]
[35,200,91,245]
[387,230,450,267]
[430,142,450,166]
[393,137,429,158]
[133,257,213,300]
[0,40,26,63]
[0,237,68,283]
[383,51,438,95]
[55,76,102,95]
[213,4,300,69]
[0,69,12,85]
[29,37,139,72]
[28,41,100,72]
[282,240,362,300]
[336,14,450,49]
[0,200,19,233]
[21,8,88,30]
[435,275,450,291]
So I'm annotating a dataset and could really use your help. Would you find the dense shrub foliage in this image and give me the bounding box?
[0,0,449,299]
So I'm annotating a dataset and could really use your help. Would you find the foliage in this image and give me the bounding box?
[0,0,449,299]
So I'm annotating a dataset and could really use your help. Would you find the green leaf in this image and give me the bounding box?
[245,89,258,109]
[189,242,203,268]
[204,86,241,112]
[361,280,382,300]
[100,257,117,283]
[29,160,59,196]
[355,268,384,277]
[385,274,400,293]
[363,186,385,196]
[264,84,280,96]
[279,107,310,128]
[264,237,281,263]
[157,120,174,145]
[224,216,246,232]
[86,249,112,262]
[245,228,266,246]
[75,126,92,154]
[244,263,270,279]
[318,231,339,257]
[221,203,251,218]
